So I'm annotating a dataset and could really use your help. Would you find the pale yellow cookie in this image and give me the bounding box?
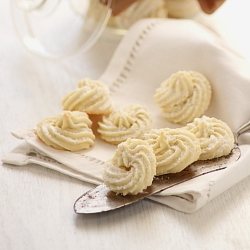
[103,138,156,195]
[61,78,113,115]
[154,70,212,125]
[98,104,153,145]
[143,128,201,175]
[36,111,95,151]
[184,115,234,160]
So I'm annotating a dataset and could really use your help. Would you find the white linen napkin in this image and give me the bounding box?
[3,18,250,213]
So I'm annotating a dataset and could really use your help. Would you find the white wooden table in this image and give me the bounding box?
[1,1,250,249]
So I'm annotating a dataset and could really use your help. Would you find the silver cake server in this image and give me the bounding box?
[74,120,250,214]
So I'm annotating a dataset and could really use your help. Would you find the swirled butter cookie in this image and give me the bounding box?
[143,128,201,175]
[184,115,234,160]
[61,78,113,115]
[103,138,156,195]
[154,71,212,125]
[36,111,95,151]
[97,104,153,145]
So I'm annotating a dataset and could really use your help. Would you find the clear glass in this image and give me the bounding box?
[11,0,112,59]
[11,0,201,59]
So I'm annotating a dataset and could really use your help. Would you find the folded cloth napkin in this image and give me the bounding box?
[3,18,250,213]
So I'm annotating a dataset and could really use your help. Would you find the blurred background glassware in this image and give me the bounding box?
[10,0,112,58]
[10,0,200,59]
[89,0,200,34]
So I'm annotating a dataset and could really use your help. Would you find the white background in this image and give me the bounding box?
[1,0,250,249]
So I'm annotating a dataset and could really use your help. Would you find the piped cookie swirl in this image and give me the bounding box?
[143,128,201,175]
[103,138,156,195]
[98,104,153,145]
[61,78,114,115]
[154,71,212,125]
[36,111,95,151]
[184,115,234,160]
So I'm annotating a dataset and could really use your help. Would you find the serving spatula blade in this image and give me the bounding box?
[74,146,240,214]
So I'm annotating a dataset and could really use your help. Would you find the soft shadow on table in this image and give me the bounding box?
[159,176,250,234]
[73,198,153,230]
[73,175,250,234]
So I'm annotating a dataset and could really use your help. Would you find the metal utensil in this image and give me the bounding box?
[74,121,250,214]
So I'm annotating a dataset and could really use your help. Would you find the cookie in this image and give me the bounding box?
[184,115,235,160]
[36,111,95,151]
[98,104,153,145]
[144,128,201,175]
[154,70,212,125]
[103,138,156,195]
[61,78,113,115]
